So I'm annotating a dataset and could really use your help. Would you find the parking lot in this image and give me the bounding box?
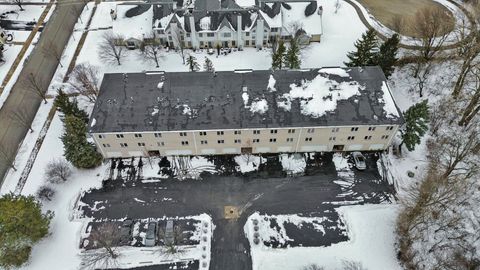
[79,152,394,270]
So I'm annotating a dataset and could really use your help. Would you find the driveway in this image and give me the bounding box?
[80,153,394,270]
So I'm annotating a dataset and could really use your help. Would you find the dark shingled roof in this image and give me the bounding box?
[89,67,404,134]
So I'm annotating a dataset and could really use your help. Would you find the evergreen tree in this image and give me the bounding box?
[271,40,286,70]
[375,34,400,77]
[400,100,429,152]
[0,193,53,268]
[186,55,199,72]
[54,89,89,123]
[62,115,102,168]
[344,29,378,67]
[284,38,301,69]
[203,57,214,72]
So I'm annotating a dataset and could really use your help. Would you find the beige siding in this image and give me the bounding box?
[91,125,399,158]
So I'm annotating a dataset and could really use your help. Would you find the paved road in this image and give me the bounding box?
[80,154,394,270]
[0,1,85,184]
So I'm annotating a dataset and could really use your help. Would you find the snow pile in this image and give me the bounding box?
[278,73,363,117]
[250,99,268,114]
[267,75,276,92]
[280,154,306,174]
[242,92,249,107]
[234,155,265,173]
[246,205,402,270]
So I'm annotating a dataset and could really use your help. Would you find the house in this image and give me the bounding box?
[88,66,404,158]
[113,0,323,49]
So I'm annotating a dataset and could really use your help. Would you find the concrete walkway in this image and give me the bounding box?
[0,0,85,184]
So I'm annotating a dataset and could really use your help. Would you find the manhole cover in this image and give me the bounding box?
[224,206,239,219]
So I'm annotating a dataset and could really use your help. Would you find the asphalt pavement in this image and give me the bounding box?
[80,154,394,270]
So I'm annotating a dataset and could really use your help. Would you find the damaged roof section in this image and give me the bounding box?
[89,67,404,134]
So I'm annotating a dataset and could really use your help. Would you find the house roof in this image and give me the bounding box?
[89,67,404,134]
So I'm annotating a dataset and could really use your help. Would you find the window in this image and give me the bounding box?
[305,137,312,142]
[157,142,165,147]
[252,40,255,46]
[286,138,294,142]
[98,135,104,139]
[351,127,359,132]
[199,33,203,37]
[234,139,241,144]
[138,142,145,146]
[180,132,187,136]
[307,128,315,133]
[181,141,189,145]
[201,140,208,145]
[102,143,111,147]
[207,33,214,37]
[234,130,241,135]
[246,40,249,46]
[116,134,124,138]
[331,128,339,133]
[386,126,394,131]
[368,127,376,131]
[217,131,224,135]
[217,140,224,144]
[347,136,355,141]
[253,139,260,143]
[199,131,207,136]
[269,138,277,142]
[329,137,336,141]
[200,41,204,46]
[245,32,250,36]
[223,33,231,38]
[154,133,162,138]
[134,133,142,138]
[364,136,372,140]
[288,129,295,134]
[253,130,260,135]
[270,129,277,134]
[381,135,389,140]
[120,143,128,147]
[271,28,277,32]
[186,33,190,37]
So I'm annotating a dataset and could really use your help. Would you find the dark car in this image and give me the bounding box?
[119,218,134,244]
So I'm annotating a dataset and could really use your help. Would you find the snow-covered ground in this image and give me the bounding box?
[0,4,47,22]
[0,44,22,80]
[245,204,401,270]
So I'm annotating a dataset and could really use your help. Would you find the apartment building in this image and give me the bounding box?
[112,0,323,49]
[89,66,403,158]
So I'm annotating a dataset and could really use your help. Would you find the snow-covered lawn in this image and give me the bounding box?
[0,44,22,80]
[0,5,47,21]
[245,204,402,270]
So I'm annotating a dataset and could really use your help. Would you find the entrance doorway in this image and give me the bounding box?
[241,147,253,154]
[332,145,345,151]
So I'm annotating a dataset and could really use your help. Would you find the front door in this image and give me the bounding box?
[241,147,253,154]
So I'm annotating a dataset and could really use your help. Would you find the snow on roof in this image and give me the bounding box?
[155,13,174,29]
[242,92,249,107]
[200,16,211,31]
[380,82,400,119]
[112,5,153,40]
[250,98,268,114]
[282,2,322,35]
[319,67,351,78]
[235,0,255,7]
[278,72,363,118]
[258,10,282,28]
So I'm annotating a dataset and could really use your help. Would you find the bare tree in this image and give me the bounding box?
[390,14,404,34]
[82,223,121,269]
[36,185,55,201]
[0,143,17,172]
[42,41,64,68]
[302,264,324,270]
[140,39,163,68]
[7,108,33,133]
[11,0,24,11]
[98,32,126,66]
[458,69,480,126]
[408,7,453,77]
[170,25,186,64]
[45,158,72,183]
[342,261,367,270]
[68,63,100,103]
[22,72,47,104]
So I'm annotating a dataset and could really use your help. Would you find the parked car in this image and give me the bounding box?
[145,221,157,247]
[119,218,133,244]
[352,152,367,170]
[164,220,174,245]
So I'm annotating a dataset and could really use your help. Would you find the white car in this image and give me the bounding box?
[352,152,366,170]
